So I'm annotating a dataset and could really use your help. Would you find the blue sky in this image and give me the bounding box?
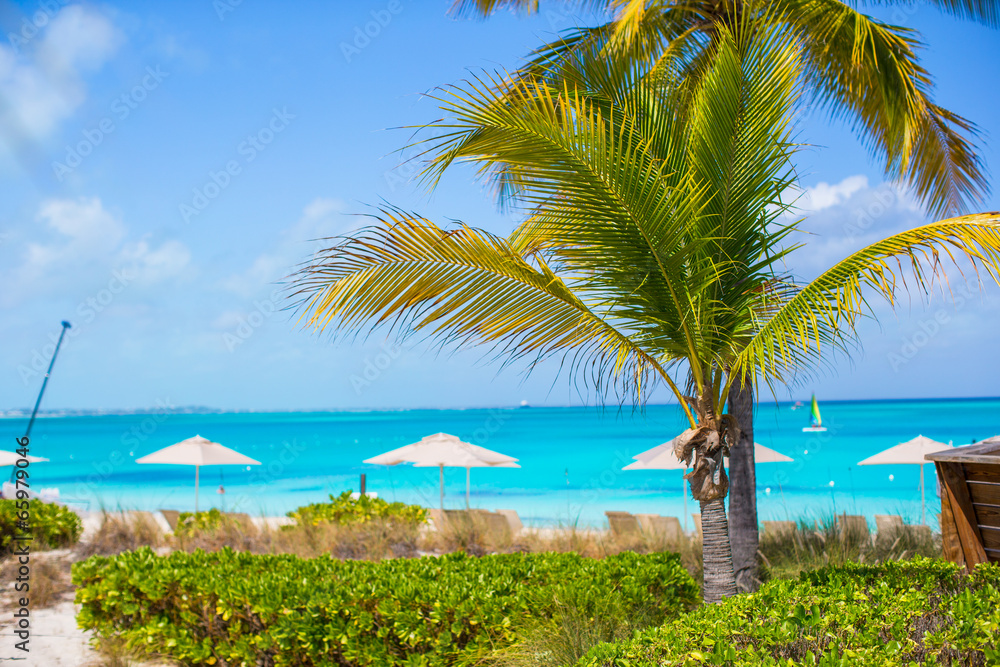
[1,0,998,412]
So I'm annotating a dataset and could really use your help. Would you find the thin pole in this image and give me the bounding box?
[195,465,200,513]
[465,467,470,509]
[439,463,444,510]
[12,321,71,483]
[24,321,72,441]
[920,464,925,526]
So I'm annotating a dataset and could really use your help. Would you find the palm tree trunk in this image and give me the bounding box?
[727,374,760,592]
[700,498,737,603]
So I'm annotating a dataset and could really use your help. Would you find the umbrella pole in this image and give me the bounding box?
[920,464,925,526]
[439,464,444,511]
[195,465,200,513]
[465,467,470,509]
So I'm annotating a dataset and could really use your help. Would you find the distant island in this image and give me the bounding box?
[0,405,221,418]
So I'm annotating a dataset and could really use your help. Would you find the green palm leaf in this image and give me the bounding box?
[291,208,692,411]
[454,0,991,217]
[735,212,1000,389]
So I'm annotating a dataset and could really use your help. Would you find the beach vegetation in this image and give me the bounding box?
[83,636,144,667]
[758,514,940,581]
[73,548,698,666]
[280,516,422,560]
[0,498,82,552]
[286,490,427,527]
[174,507,239,538]
[76,510,162,558]
[577,557,1000,665]
[0,551,75,610]
[171,508,265,553]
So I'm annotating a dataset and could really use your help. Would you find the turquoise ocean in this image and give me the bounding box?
[5,398,998,529]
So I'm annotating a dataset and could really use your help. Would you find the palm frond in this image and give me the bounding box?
[734,212,1000,389]
[483,0,990,217]
[290,208,680,406]
[862,0,1000,27]
[776,0,988,216]
[448,0,541,18]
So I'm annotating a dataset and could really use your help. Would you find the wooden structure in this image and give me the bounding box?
[635,514,683,543]
[605,511,641,537]
[927,437,1000,568]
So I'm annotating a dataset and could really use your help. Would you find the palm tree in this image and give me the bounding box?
[292,18,1000,602]
[450,0,995,590]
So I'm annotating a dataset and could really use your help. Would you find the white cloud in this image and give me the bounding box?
[784,175,869,216]
[0,5,122,152]
[221,197,347,298]
[119,239,193,285]
[1,197,190,306]
[22,196,125,282]
[782,177,929,281]
[36,5,122,72]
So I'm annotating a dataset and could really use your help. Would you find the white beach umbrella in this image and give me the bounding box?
[748,443,795,464]
[136,435,261,512]
[364,432,519,509]
[625,439,793,530]
[858,435,953,525]
[626,439,793,469]
[624,436,689,527]
[0,450,48,466]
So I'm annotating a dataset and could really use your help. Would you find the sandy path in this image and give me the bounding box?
[0,601,94,666]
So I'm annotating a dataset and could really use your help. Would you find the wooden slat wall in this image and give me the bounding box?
[965,461,1000,563]
[982,527,1000,551]
[968,481,1000,507]
[936,462,989,568]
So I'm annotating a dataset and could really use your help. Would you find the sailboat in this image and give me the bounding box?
[802,394,827,432]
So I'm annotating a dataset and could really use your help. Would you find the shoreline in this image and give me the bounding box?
[3,394,1000,418]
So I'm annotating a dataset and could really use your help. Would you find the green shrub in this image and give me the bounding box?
[0,499,82,551]
[578,557,1000,666]
[73,548,698,666]
[174,508,241,538]
[286,491,427,527]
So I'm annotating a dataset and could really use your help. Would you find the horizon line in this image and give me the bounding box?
[2,394,999,417]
